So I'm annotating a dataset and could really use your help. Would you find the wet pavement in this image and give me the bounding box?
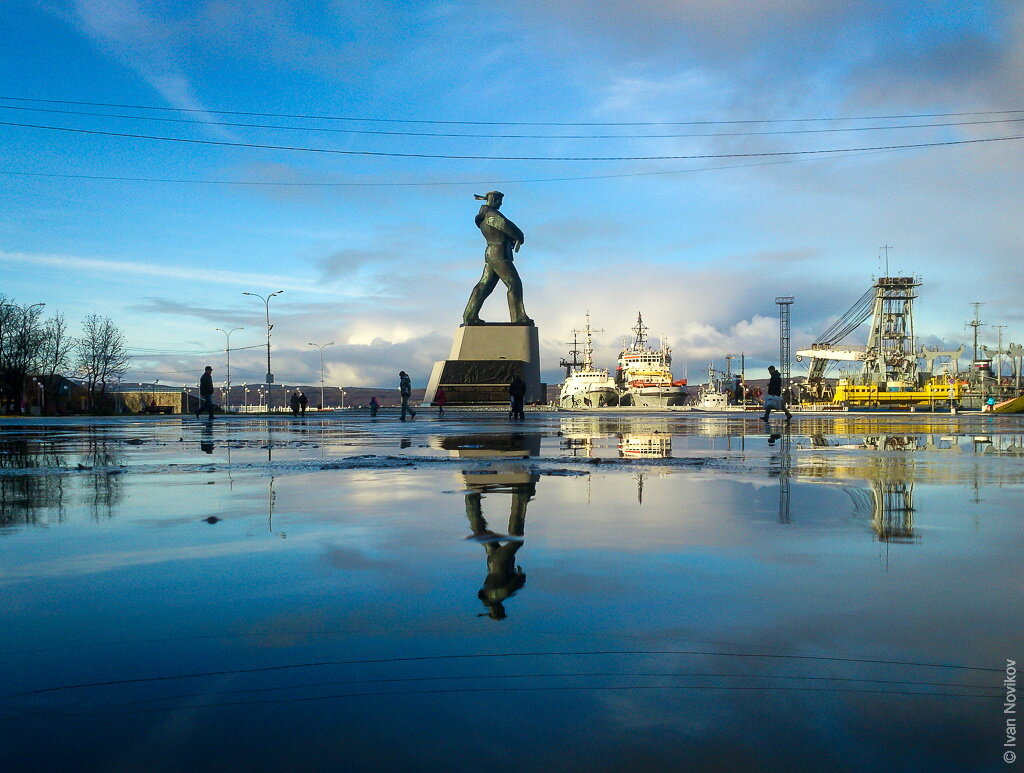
[1,411,1022,772]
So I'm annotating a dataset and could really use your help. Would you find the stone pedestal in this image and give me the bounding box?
[424,323,544,406]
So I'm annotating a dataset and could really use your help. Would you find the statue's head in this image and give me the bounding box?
[474,191,504,208]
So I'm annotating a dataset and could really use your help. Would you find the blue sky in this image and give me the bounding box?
[1,0,1022,389]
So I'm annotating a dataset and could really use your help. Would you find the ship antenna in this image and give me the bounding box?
[559,329,583,377]
[572,311,604,370]
[632,312,648,350]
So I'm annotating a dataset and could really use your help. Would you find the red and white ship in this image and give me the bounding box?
[615,313,687,408]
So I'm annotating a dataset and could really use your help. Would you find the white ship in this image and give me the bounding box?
[691,363,752,411]
[615,313,687,408]
[558,314,619,409]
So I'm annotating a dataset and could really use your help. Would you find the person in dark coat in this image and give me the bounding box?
[508,375,526,421]
[298,390,308,417]
[761,365,793,422]
[435,387,447,417]
[289,390,301,417]
[196,366,215,420]
[399,371,416,421]
[369,396,380,417]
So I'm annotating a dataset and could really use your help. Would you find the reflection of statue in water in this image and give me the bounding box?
[464,475,536,620]
[463,191,532,326]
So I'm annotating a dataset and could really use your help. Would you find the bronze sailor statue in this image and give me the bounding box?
[463,191,532,325]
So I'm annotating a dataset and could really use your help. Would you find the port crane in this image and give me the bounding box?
[796,276,921,400]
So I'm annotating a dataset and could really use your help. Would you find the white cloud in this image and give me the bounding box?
[0,250,367,298]
[71,0,211,114]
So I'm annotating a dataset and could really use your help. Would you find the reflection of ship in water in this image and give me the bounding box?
[433,433,542,458]
[439,433,539,619]
[617,433,671,459]
[557,415,674,459]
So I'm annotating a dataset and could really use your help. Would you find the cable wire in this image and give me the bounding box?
[2,120,1024,161]
[3,104,1023,139]
[1,647,1002,701]
[2,95,1023,126]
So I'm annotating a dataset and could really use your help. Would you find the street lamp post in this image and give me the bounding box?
[242,291,283,412]
[341,389,346,410]
[31,377,43,414]
[243,383,249,411]
[215,327,243,413]
[307,341,334,411]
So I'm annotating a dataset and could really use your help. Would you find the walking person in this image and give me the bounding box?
[298,390,308,417]
[435,386,447,417]
[196,366,215,421]
[761,365,792,422]
[508,375,526,421]
[369,396,380,417]
[289,390,301,417]
[399,371,416,421]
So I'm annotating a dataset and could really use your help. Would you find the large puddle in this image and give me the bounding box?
[1,413,1021,771]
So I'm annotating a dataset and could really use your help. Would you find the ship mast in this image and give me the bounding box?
[572,311,604,370]
[559,330,583,378]
[631,312,648,351]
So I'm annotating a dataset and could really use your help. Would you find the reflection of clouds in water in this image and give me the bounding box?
[322,545,396,571]
[321,471,438,507]
[0,534,320,584]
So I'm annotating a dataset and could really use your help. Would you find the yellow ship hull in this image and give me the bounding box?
[832,380,963,407]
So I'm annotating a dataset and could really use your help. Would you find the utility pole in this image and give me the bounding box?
[967,302,984,363]
[308,341,335,410]
[215,327,243,413]
[243,290,284,412]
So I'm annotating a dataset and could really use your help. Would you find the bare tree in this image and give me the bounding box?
[0,299,46,412]
[76,315,131,411]
[0,295,13,409]
[39,312,75,408]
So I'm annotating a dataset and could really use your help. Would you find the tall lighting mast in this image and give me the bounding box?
[776,296,794,404]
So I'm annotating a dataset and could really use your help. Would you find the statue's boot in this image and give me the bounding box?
[508,292,532,325]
